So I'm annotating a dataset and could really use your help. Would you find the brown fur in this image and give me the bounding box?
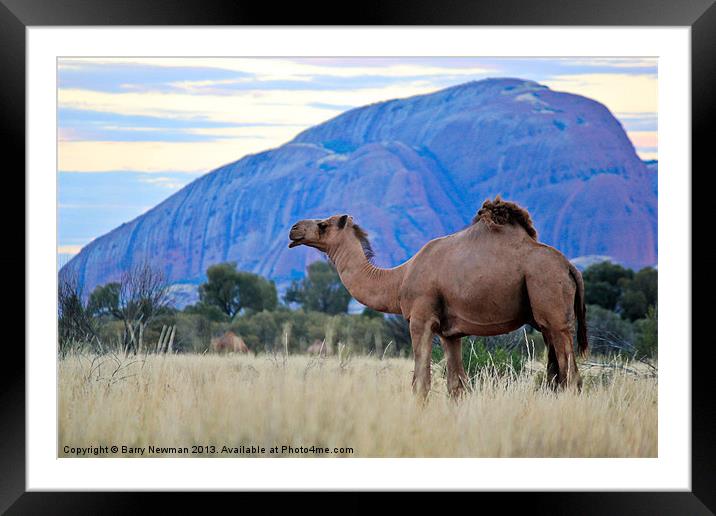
[288,201,588,400]
[211,331,249,354]
[473,195,538,240]
[353,224,375,261]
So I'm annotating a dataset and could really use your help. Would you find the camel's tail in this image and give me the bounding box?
[568,263,589,357]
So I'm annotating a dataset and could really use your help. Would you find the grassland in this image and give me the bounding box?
[59,352,657,458]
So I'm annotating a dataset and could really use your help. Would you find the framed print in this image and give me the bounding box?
[4,0,714,512]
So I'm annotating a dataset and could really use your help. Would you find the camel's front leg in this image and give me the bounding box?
[409,317,435,401]
[441,336,470,400]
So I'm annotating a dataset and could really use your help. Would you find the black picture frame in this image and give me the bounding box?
[3,0,714,512]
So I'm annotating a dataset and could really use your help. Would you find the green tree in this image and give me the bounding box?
[232,310,279,350]
[583,261,634,310]
[87,282,121,318]
[619,289,648,322]
[618,267,657,321]
[283,261,351,314]
[184,301,230,322]
[198,262,277,319]
[583,261,634,286]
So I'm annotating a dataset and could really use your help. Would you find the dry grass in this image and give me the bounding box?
[58,352,657,458]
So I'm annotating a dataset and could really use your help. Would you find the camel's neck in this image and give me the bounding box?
[328,237,405,314]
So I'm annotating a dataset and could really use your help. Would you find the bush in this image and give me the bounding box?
[586,304,635,355]
[334,313,386,355]
[583,262,633,310]
[582,262,657,322]
[232,310,279,352]
[174,312,218,353]
[619,289,648,322]
[462,338,526,379]
[633,306,658,359]
[431,335,526,381]
[383,316,412,357]
[618,267,657,321]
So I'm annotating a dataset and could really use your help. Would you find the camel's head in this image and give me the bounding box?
[288,214,355,252]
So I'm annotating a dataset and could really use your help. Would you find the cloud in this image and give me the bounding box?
[59,108,252,129]
[59,203,150,209]
[60,57,490,81]
[627,131,658,149]
[625,130,658,160]
[58,81,472,171]
[635,149,658,160]
[59,62,249,93]
[543,73,657,114]
[57,58,658,174]
[138,176,192,189]
[557,57,657,70]
[58,170,205,248]
[58,87,344,126]
[59,139,277,173]
[308,102,357,111]
[58,245,83,255]
[60,126,239,143]
[58,107,302,143]
[57,57,659,251]
[615,112,658,132]
[167,73,488,96]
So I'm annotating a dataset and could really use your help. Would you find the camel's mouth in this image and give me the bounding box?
[288,228,306,247]
[289,222,313,248]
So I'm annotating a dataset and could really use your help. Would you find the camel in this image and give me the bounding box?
[211,331,249,354]
[306,339,332,356]
[288,197,588,399]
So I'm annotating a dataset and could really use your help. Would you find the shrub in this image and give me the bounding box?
[174,312,217,353]
[431,335,526,381]
[383,315,412,357]
[586,304,635,355]
[232,310,279,352]
[583,261,633,310]
[618,267,657,321]
[462,338,526,380]
[633,306,658,359]
[619,289,648,322]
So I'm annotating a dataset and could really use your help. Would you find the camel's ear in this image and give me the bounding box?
[338,214,349,229]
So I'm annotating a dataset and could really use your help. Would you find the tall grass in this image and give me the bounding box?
[59,350,657,458]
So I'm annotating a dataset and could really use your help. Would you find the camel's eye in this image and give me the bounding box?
[317,222,328,234]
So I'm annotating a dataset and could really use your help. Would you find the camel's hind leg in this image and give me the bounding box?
[544,336,560,387]
[409,315,437,401]
[543,328,582,390]
[527,272,582,391]
[441,336,470,400]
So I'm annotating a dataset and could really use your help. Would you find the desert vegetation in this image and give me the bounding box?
[59,350,657,457]
[58,259,657,458]
[59,260,657,361]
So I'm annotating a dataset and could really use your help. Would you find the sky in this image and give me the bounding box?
[58,57,658,258]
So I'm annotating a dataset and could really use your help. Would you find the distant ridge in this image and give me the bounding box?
[61,78,657,297]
